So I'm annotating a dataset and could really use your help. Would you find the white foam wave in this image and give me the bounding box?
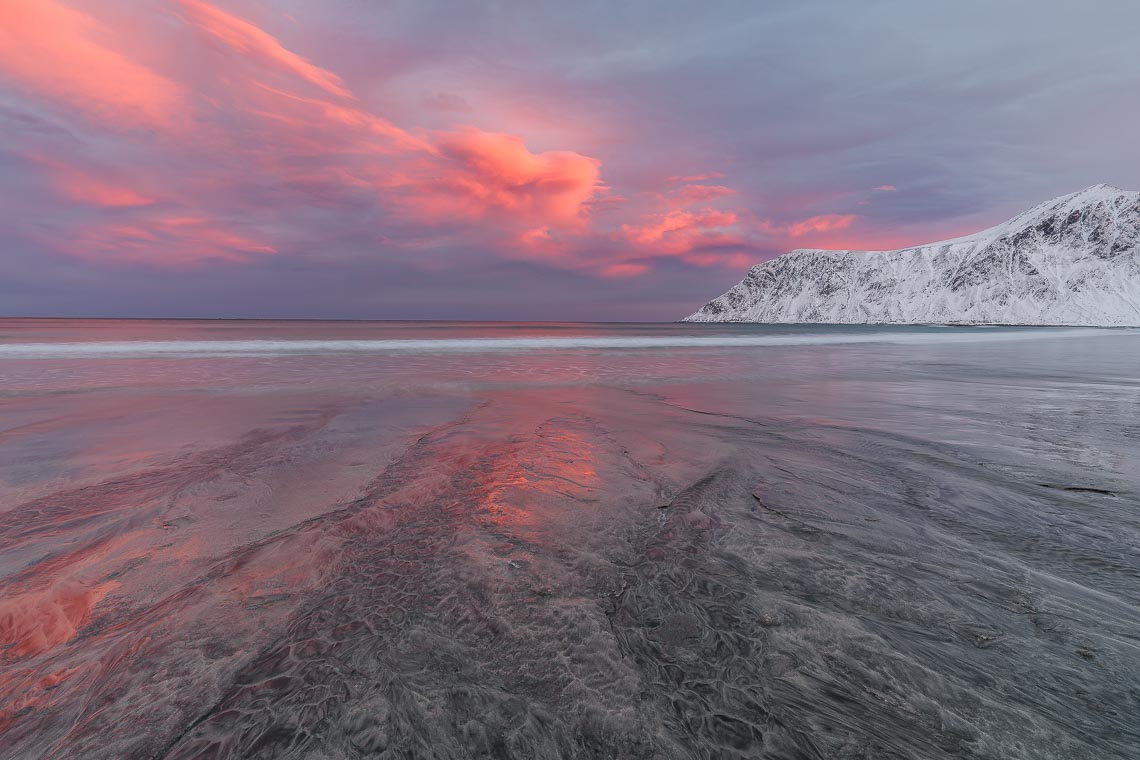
[0,328,1118,358]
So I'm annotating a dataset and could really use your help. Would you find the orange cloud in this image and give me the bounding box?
[0,0,184,128]
[176,0,352,99]
[873,184,897,191]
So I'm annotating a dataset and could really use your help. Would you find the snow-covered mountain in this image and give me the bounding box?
[684,185,1140,326]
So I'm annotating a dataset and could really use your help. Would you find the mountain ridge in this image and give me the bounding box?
[684,185,1140,326]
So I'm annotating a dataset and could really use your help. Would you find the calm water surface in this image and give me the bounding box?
[1,319,1138,759]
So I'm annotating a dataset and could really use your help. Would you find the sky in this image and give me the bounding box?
[2,0,1139,321]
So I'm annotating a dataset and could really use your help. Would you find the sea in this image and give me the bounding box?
[1,319,1137,759]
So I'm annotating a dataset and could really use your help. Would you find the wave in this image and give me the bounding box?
[0,327,1115,358]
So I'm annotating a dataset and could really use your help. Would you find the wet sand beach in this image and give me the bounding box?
[1,320,1137,759]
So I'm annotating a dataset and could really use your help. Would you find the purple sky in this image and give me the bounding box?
[2,0,1138,320]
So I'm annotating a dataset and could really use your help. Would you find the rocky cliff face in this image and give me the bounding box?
[685,185,1140,325]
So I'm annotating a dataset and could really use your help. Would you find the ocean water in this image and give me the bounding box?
[0,319,1137,759]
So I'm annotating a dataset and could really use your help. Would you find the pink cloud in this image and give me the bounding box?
[761,214,859,237]
[0,0,184,129]
[33,156,155,208]
[873,184,897,192]
[245,82,433,153]
[417,128,603,228]
[70,214,275,266]
[176,0,352,99]
[623,209,738,246]
[786,213,858,236]
[165,9,603,235]
[3,0,761,279]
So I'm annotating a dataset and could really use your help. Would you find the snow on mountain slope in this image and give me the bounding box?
[684,185,1140,326]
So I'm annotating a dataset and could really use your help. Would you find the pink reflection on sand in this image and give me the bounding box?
[478,420,600,533]
[0,580,119,658]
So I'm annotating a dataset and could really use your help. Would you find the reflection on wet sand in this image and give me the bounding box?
[1,321,1138,759]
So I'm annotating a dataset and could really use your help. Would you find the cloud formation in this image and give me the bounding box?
[36,157,156,209]
[1,0,1138,318]
[423,128,602,228]
[176,0,352,99]
[0,0,184,128]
